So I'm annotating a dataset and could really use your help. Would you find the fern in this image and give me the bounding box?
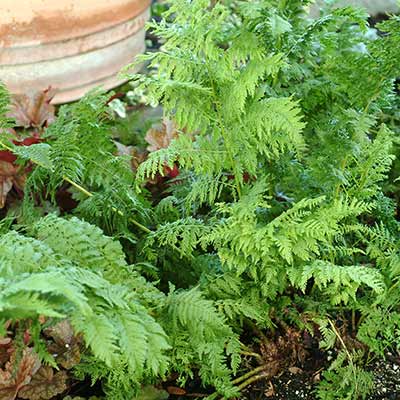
[0,216,170,398]
[316,350,374,400]
[288,261,385,305]
[0,89,152,238]
[145,217,211,257]
[162,288,240,396]
[1,0,400,398]
[124,1,400,398]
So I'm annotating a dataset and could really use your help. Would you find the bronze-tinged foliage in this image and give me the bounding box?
[44,321,82,370]
[18,366,68,400]
[0,348,40,400]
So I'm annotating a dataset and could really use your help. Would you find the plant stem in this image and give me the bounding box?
[65,175,191,257]
[0,140,155,237]
[240,351,263,362]
[231,365,267,385]
[63,176,93,198]
[246,319,271,343]
[236,372,268,390]
[64,175,192,257]
[328,319,359,396]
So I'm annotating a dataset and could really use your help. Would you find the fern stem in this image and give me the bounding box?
[63,176,93,198]
[61,178,154,235]
[240,351,263,362]
[0,140,12,151]
[128,217,152,234]
[328,319,353,362]
[65,166,191,257]
[231,365,267,385]
[328,319,359,396]
[204,62,242,199]
[64,180,155,235]
[236,371,268,390]
[246,319,271,342]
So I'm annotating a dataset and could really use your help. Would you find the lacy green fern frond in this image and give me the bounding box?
[288,261,385,305]
[0,216,170,397]
[316,350,374,400]
[32,214,127,276]
[162,288,241,395]
[2,90,153,236]
[146,217,210,256]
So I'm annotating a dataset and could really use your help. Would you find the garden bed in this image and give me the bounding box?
[0,1,400,400]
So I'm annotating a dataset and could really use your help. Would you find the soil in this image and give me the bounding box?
[370,356,400,400]
[239,354,400,400]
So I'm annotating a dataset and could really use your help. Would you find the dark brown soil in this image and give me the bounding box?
[239,355,400,400]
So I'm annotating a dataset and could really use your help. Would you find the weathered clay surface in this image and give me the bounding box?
[0,0,149,45]
[310,0,399,16]
[0,0,151,103]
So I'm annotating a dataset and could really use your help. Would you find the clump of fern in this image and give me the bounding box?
[0,214,170,399]
[6,89,152,240]
[0,85,243,398]
[1,0,400,398]
[125,0,400,398]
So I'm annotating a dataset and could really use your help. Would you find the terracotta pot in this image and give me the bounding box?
[0,0,151,103]
[310,0,399,17]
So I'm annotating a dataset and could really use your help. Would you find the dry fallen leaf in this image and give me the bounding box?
[7,88,56,128]
[166,386,187,395]
[131,148,148,172]
[0,161,17,209]
[18,366,67,400]
[0,340,12,369]
[0,133,42,208]
[145,118,179,152]
[114,141,148,172]
[114,141,133,157]
[312,371,321,383]
[0,160,26,209]
[0,348,41,400]
[259,328,308,380]
[288,366,303,375]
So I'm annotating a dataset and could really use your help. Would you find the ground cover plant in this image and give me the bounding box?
[0,0,399,399]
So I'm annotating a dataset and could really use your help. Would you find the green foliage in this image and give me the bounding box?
[316,350,374,400]
[0,85,243,398]
[162,288,240,396]
[1,0,400,399]
[10,89,151,238]
[0,215,170,398]
[125,1,400,398]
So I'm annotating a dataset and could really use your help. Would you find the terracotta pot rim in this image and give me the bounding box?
[3,7,149,52]
[0,0,150,103]
[1,8,149,66]
[0,0,151,48]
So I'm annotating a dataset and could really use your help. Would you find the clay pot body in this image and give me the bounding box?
[0,0,151,103]
[310,0,399,17]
